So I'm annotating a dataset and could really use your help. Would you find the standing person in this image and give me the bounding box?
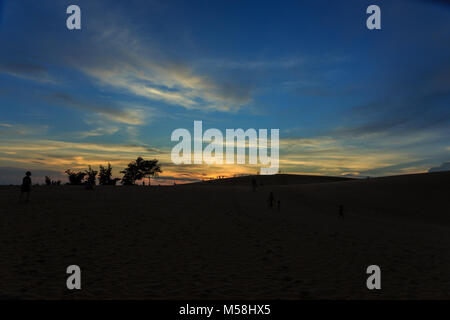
[19,171,32,203]
[268,192,274,209]
[338,204,344,219]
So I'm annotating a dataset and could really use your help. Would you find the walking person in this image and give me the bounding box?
[19,171,32,203]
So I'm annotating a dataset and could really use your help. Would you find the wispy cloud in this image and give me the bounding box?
[78,51,252,112]
[47,93,148,125]
[0,61,55,83]
[278,129,449,176]
[0,122,49,136]
[1,1,253,113]
[77,126,120,139]
[429,162,450,173]
[0,139,160,154]
[196,57,305,70]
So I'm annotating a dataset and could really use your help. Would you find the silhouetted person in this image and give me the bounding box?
[19,171,32,203]
[277,200,281,211]
[252,178,257,191]
[268,192,274,209]
[338,204,344,219]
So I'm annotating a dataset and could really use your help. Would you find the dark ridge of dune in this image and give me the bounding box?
[277,170,450,225]
[366,170,450,183]
[187,173,354,186]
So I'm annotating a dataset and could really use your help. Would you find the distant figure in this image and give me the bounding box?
[142,181,145,186]
[277,200,281,212]
[338,204,344,219]
[19,171,32,202]
[252,178,257,191]
[268,192,274,209]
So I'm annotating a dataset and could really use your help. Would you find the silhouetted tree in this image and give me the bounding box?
[65,169,86,185]
[85,165,98,186]
[121,162,139,186]
[45,176,51,186]
[99,163,113,185]
[120,157,162,185]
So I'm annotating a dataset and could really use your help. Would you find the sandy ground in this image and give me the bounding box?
[1,172,450,299]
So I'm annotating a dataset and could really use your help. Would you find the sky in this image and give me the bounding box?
[0,0,449,184]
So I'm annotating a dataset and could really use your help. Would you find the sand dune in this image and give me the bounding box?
[190,173,352,186]
[1,172,450,299]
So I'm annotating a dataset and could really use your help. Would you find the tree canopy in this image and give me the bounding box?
[120,157,162,185]
[65,170,86,185]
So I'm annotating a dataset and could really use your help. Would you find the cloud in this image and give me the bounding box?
[337,62,450,138]
[429,162,450,173]
[0,61,46,76]
[0,139,161,155]
[0,0,253,113]
[0,122,49,136]
[0,61,54,83]
[277,133,440,177]
[79,51,252,112]
[77,126,120,138]
[197,57,305,70]
[47,93,147,125]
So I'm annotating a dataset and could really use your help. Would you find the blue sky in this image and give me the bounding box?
[0,0,449,184]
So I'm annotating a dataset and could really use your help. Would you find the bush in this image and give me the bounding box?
[65,170,86,185]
